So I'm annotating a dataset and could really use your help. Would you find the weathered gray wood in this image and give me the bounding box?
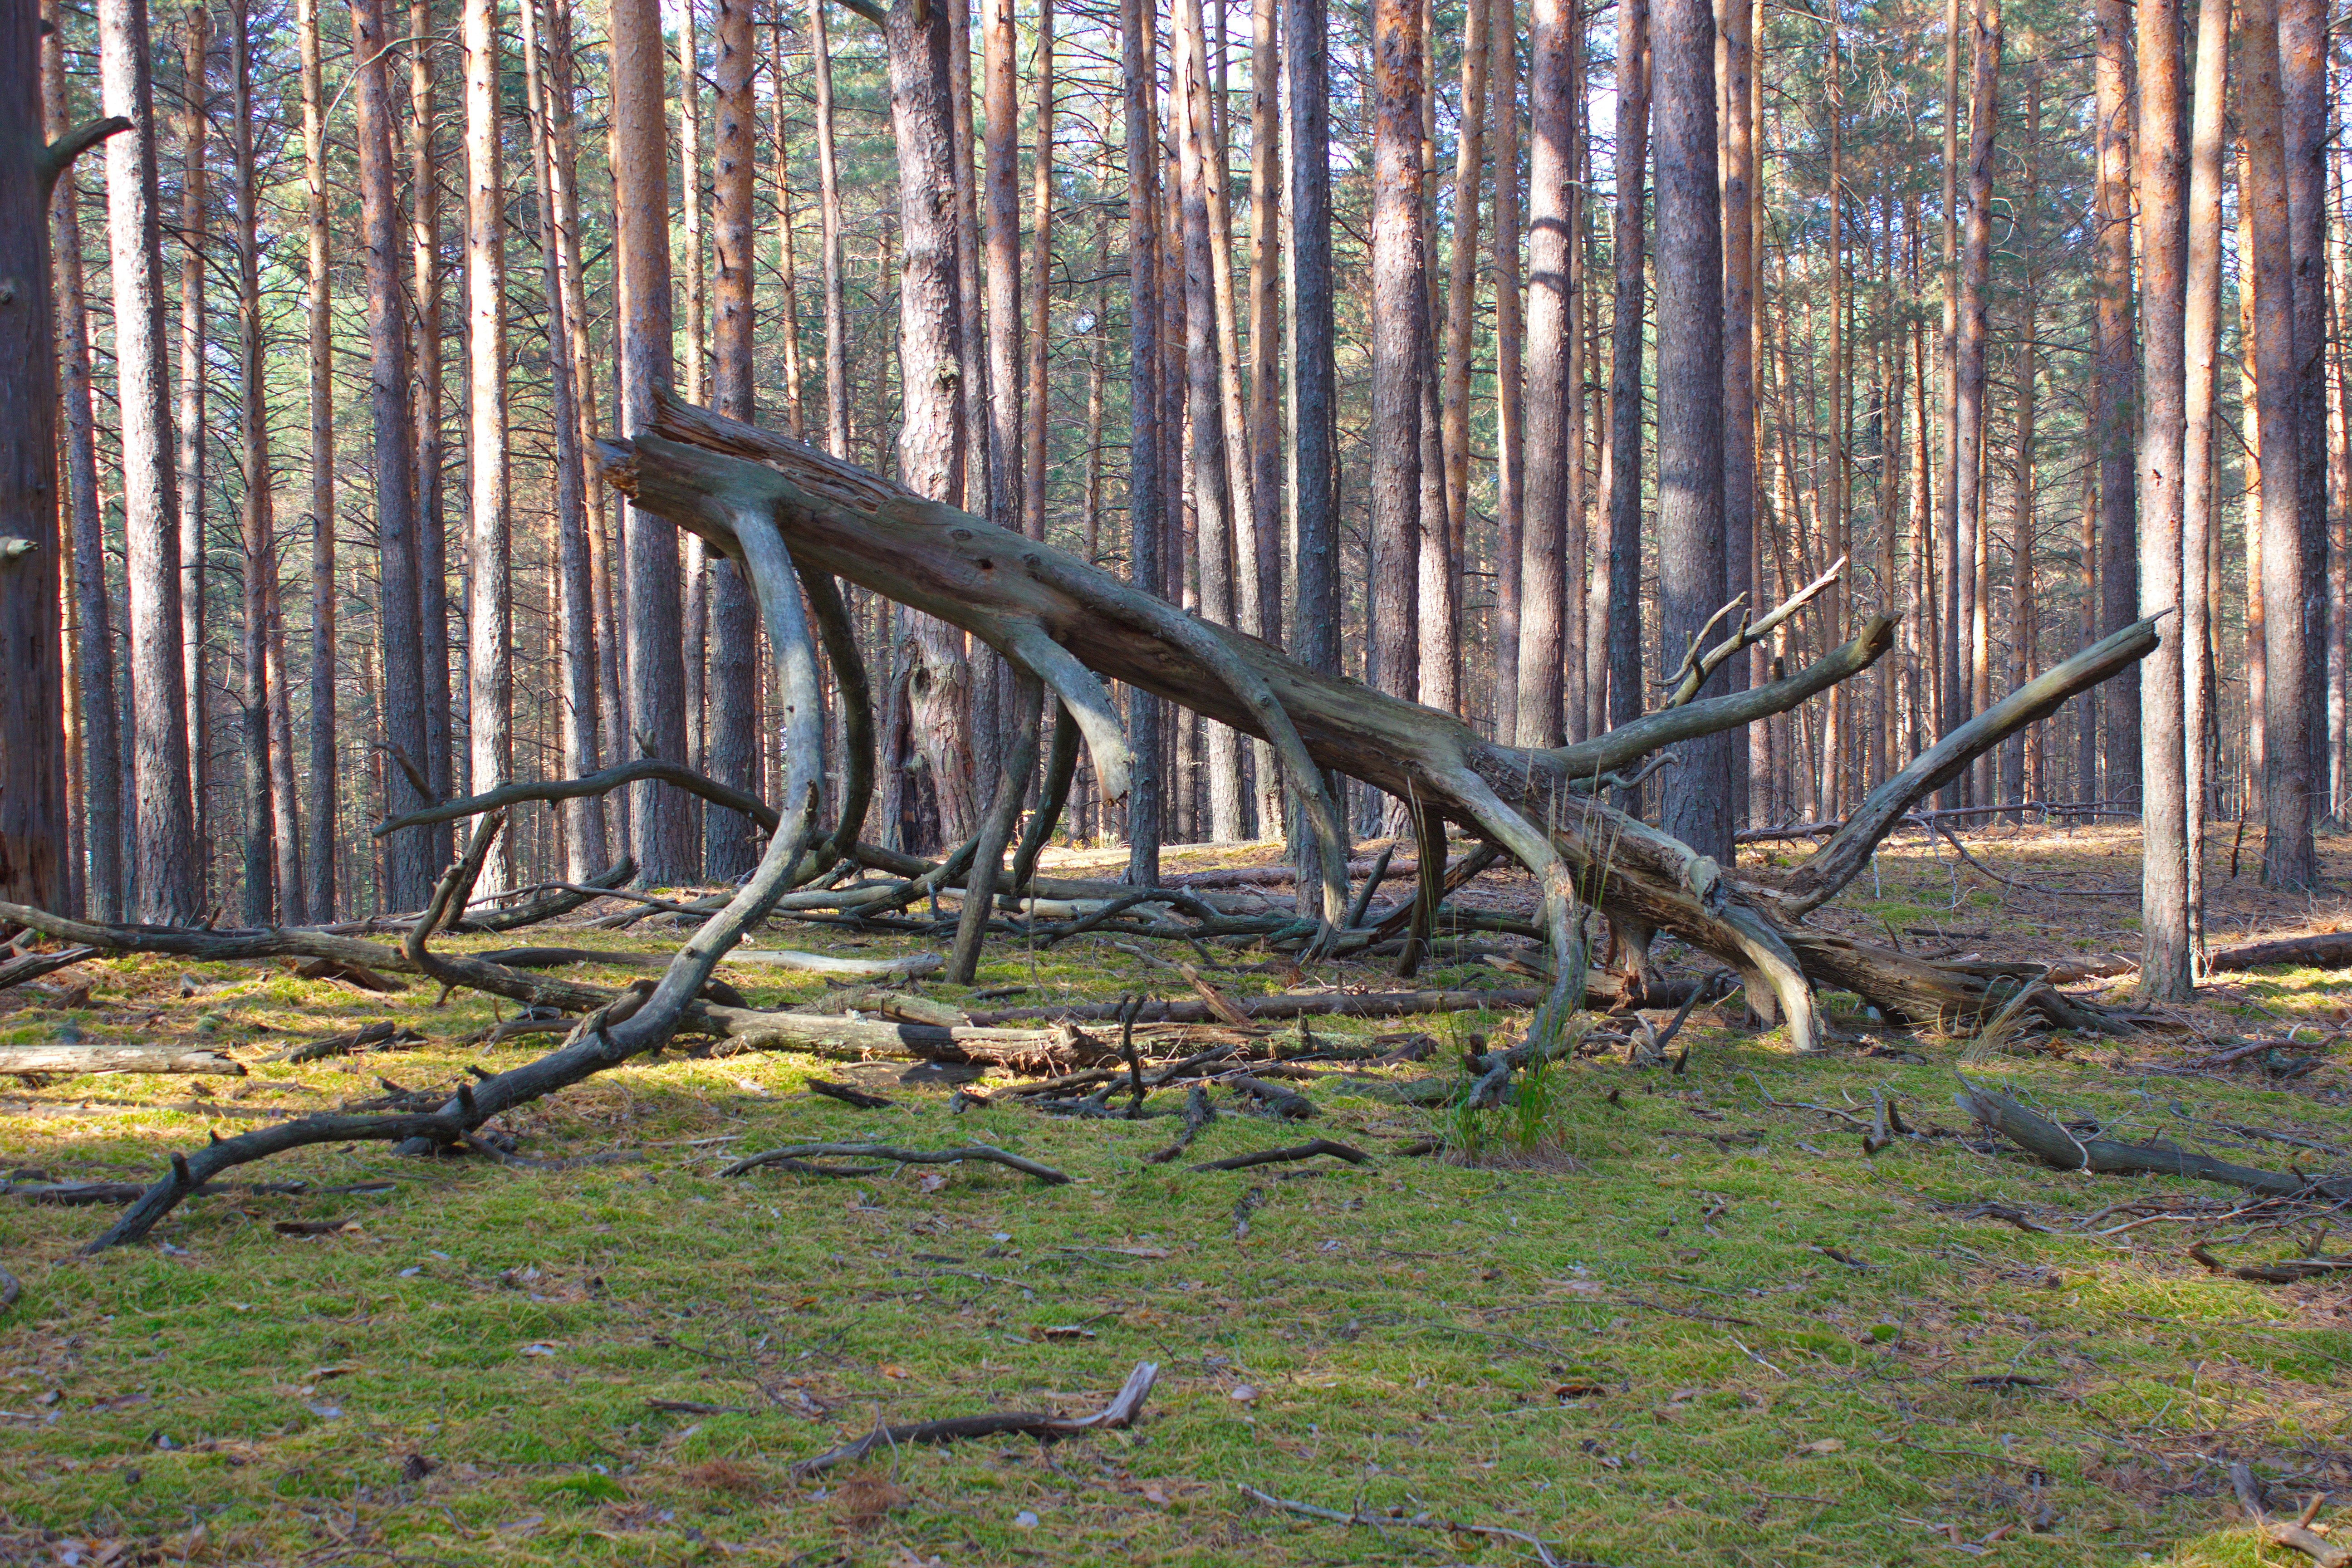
[0,1044,244,1077]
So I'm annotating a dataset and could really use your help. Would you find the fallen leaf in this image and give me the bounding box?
[917,1171,948,1193]
[1797,1438,1846,1455]
[1553,1380,1609,1400]
[1141,1484,1171,1505]
[880,1364,910,1379]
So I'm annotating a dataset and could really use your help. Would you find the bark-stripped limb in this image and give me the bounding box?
[84,498,830,1250]
[0,899,423,978]
[719,1142,1071,1183]
[1656,556,1846,710]
[377,757,779,840]
[1956,1075,2352,1200]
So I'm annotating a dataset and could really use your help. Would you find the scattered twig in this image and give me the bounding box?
[1235,1482,1577,1568]
[791,1361,1158,1475]
[720,1142,1070,1184]
[1228,1074,1316,1120]
[1143,1084,1215,1164]
[1189,1138,1370,1173]
[807,1078,897,1109]
[2189,1243,2352,1284]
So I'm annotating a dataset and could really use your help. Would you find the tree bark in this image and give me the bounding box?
[229,0,276,925]
[1122,0,1167,884]
[2136,0,2189,995]
[679,5,709,793]
[1286,0,1337,697]
[887,0,978,848]
[520,0,607,878]
[1368,0,1426,745]
[1438,0,1489,726]
[1603,0,1648,749]
[100,0,199,922]
[1490,0,1524,736]
[2180,0,2225,956]
[984,0,1024,549]
[704,0,761,880]
[1719,0,1755,813]
[2278,0,2327,805]
[44,8,127,921]
[2093,0,2141,803]
[353,0,432,911]
[2240,0,2317,888]
[768,20,804,442]
[176,3,209,879]
[809,0,849,458]
[1951,0,1999,812]
[1514,0,1575,749]
[1247,0,1282,662]
[1999,54,2038,818]
[408,0,452,851]
[1024,0,1055,550]
[465,0,513,895]
[1652,0,1729,862]
[298,0,336,920]
[612,0,696,883]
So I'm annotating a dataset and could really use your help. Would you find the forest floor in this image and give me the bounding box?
[2,822,2351,1567]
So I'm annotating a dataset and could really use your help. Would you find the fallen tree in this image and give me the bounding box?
[605,393,2161,1049]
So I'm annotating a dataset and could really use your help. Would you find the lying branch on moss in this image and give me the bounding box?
[720,1142,1070,1184]
[790,1361,1159,1475]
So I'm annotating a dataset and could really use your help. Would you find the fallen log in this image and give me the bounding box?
[2205,931,2352,972]
[720,1141,1070,1183]
[964,975,1706,1028]
[0,947,99,990]
[0,1044,245,1077]
[1955,1075,2352,1200]
[1190,1138,1369,1172]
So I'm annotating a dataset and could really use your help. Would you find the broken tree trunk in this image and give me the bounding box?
[603,394,2160,1049]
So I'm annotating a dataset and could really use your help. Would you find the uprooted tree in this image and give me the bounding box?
[5,392,2162,1250]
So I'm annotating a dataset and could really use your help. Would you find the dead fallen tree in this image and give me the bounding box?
[789,1361,1158,1475]
[0,1044,244,1077]
[608,393,2160,1049]
[1955,1075,2352,1200]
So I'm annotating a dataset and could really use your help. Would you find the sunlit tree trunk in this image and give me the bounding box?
[2093,0,2141,803]
[1126,0,1169,881]
[298,0,336,919]
[228,0,277,923]
[1514,0,1575,748]
[1438,0,1488,725]
[102,0,200,921]
[1490,0,1524,735]
[769,17,804,439]
[705,0,761,878]
[1602,0,1648,749]
[1024,0,1055,548]
[809,0,849,457]
[176,4,209,881]
[1368,0,1426,746]
[1999,50,2039,817]
[1719,0,1755,814]
[1952,0,1999,810]
[1654,0,1729,861]
[2180,0,2225,956]
[521,0,606,876]
[463,0,513,893]
[409,0,453,847]
[2242,0,2316,888]
[680,5,709,790]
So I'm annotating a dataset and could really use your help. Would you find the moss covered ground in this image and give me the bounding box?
[2,825,2349,1566]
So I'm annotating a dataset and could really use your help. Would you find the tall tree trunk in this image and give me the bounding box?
[680,5,708,790]
[1126,0,1168,882]
[1368,0,1426,748]
[177,3,209,883]
[1603,0,1648,747]
[355,0,431,910]
[521,0,607,877]
[464,0,513,894]
[409,0,453,849]
[1936,0,1960,770]
[984,0,1023,546]
[612,0,697,882]
[102,0,200,922]
[1490,0,1524,735]
[705,0,761,878]
[1024,0,1055,545]
[1653,0,1729,862]
[3,1,79,911]
[2241,0,2316,888]
[887,0,978,847]
[769,18,803,440]
[1514,0,1575,748]
[1247,0,1282,656]
[45,5,126,921]
[2181,0,2225,955]
[1287,0,1337,693]
[2278,0,2327,812]
[1952,0,1999,810]
[230,0,276,924]
[1437,0,1488,725]
[1719,0,1755,814]
[2136,0,2190,993]
[2000,54,2038,812]
[1176,0,1246,841]
[2093,0,2141,803]
[2240,170,2266,816]
[299,0,335,919]
[809,0,850,457]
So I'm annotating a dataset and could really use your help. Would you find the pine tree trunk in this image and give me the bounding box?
[464,0,513,894]
[1719,0,1755,810]
[355,0,432,910]
[2241,0,2316,888]
[887,0,978,848]
[2000,53,2039,816]
[1514,0,1575,749]
[1286,0,1338,695]
[809,0,850,457]
[1438,0,1489,724]
[680,7,709,794]
[100,0,200,921]
[768,18,803,441]
[1936,0,1960,794]
[1952,0,1999,811]
[408,0,453,851]
[45,6,126,921]
[299,0,336,920]
[1369,0,1426,747]
[2136,0,2190,990]
[2278,0,2327,812]
[1125,0,1168,881]
[984,0,1024,549]
[1602,0,1648,749]
[1024,0,1055,544]
[612,0,697,883]
[176,4,209,882]
[2093,0,2141,803]
[1652,0,1729,862]
[227,0,275,924]
[1490,0,1524,736]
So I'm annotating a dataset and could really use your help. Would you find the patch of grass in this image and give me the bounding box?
[2,887,2350,1564]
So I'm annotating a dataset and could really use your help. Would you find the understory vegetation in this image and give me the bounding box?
[4,826,2350,1566]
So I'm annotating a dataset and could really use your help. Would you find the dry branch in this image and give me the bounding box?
[1190,1138,1369,1171]
[790,1361,1158,1475]
[720,1142,1070,1183]
[1955,1076,2352,1200]
[0,1044,245,1076]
